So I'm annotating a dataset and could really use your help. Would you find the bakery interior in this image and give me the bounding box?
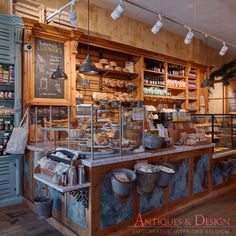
[0,0,236,236]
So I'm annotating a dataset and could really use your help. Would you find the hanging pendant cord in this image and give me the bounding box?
[87,0,90,55]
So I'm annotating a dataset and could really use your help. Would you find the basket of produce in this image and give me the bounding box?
[144,132,165,149]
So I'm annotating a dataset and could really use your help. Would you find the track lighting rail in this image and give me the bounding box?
[124,0,236,53]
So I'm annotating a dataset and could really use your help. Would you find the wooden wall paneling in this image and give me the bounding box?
[13,0,44,22]
[133,56,143,101]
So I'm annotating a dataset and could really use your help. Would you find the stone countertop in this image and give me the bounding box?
[81,144,215,167]
[26,142,215,167]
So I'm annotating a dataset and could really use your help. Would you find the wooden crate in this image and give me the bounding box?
[13,0,44,22]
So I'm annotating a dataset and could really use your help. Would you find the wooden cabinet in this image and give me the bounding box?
[143,57,201,112]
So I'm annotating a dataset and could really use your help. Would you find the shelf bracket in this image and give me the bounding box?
[69,188,89,208]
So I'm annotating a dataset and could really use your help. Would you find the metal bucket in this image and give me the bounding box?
[156,163,175,187]
[111,168,136,199]
[136,164,159,195]
[34,196,53,218]
[144,134,165,149]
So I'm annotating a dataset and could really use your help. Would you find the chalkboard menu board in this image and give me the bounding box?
[229,90,236,113]
[35,38,65,99]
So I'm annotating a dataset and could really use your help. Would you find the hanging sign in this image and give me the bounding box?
[34,38,65,99]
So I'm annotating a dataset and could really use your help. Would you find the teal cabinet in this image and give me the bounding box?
[0,22,14,64]
[0,155,23,207]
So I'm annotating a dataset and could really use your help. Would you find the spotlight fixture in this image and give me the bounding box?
[219,42,228,56]
[184,27,194,45]
[151,14,163,34]
[68,7,78,27]
[111,0,125,20]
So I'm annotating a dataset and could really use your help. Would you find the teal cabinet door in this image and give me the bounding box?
[0,23,14,64]
[0,158,16,200]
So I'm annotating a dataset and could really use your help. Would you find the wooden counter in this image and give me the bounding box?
[23,144,236,236]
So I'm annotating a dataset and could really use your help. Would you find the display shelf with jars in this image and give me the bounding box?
[186,67,199,113]
[0,63,15,155]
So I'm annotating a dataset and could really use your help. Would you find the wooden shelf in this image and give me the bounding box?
[189,98,197,101]
[188,87,197,90]
[167,74,186,79]
[143,69,165,75]
[101,69,138,80]
[34,173,91,193]
[167,87,186,91]
[144,84,165,88]
[144,94,186,100]
[188,76,197,80]
[76,65,138,80]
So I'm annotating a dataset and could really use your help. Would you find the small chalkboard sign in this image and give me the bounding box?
[35,38,65,99]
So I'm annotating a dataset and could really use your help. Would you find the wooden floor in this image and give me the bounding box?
[135,188,236,236]
[1,189,236,236]
[0,204,63,236]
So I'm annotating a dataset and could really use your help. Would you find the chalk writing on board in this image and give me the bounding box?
[35,38,65,99]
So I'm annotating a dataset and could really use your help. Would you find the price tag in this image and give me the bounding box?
[132,108,144,121]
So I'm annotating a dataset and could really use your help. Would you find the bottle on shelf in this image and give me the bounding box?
[68,166,77,186]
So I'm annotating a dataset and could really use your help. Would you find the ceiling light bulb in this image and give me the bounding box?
[219,42,228,56]
[184,28,194,44]
[151,15,164,34]
[111,4,125,20]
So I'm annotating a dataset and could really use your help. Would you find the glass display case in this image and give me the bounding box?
[30,105,145,158]
[191,114,233,152]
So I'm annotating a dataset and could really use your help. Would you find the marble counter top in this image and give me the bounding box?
[26,142,215,167]
[81,144,215,167]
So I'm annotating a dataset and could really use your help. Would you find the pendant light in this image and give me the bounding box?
[79,0,98,75]
[51,14,68,80]
[201,35,214,88]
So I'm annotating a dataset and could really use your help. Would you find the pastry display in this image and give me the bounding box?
[94,132,109,146]
[111,138,135,149]
[145,105,157,112]
[103,78,135,90]
[99,58,108,65]
[92,92,134,104]
[94,62,103,69]
[179,132,210,146]
[75,91,84,99]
